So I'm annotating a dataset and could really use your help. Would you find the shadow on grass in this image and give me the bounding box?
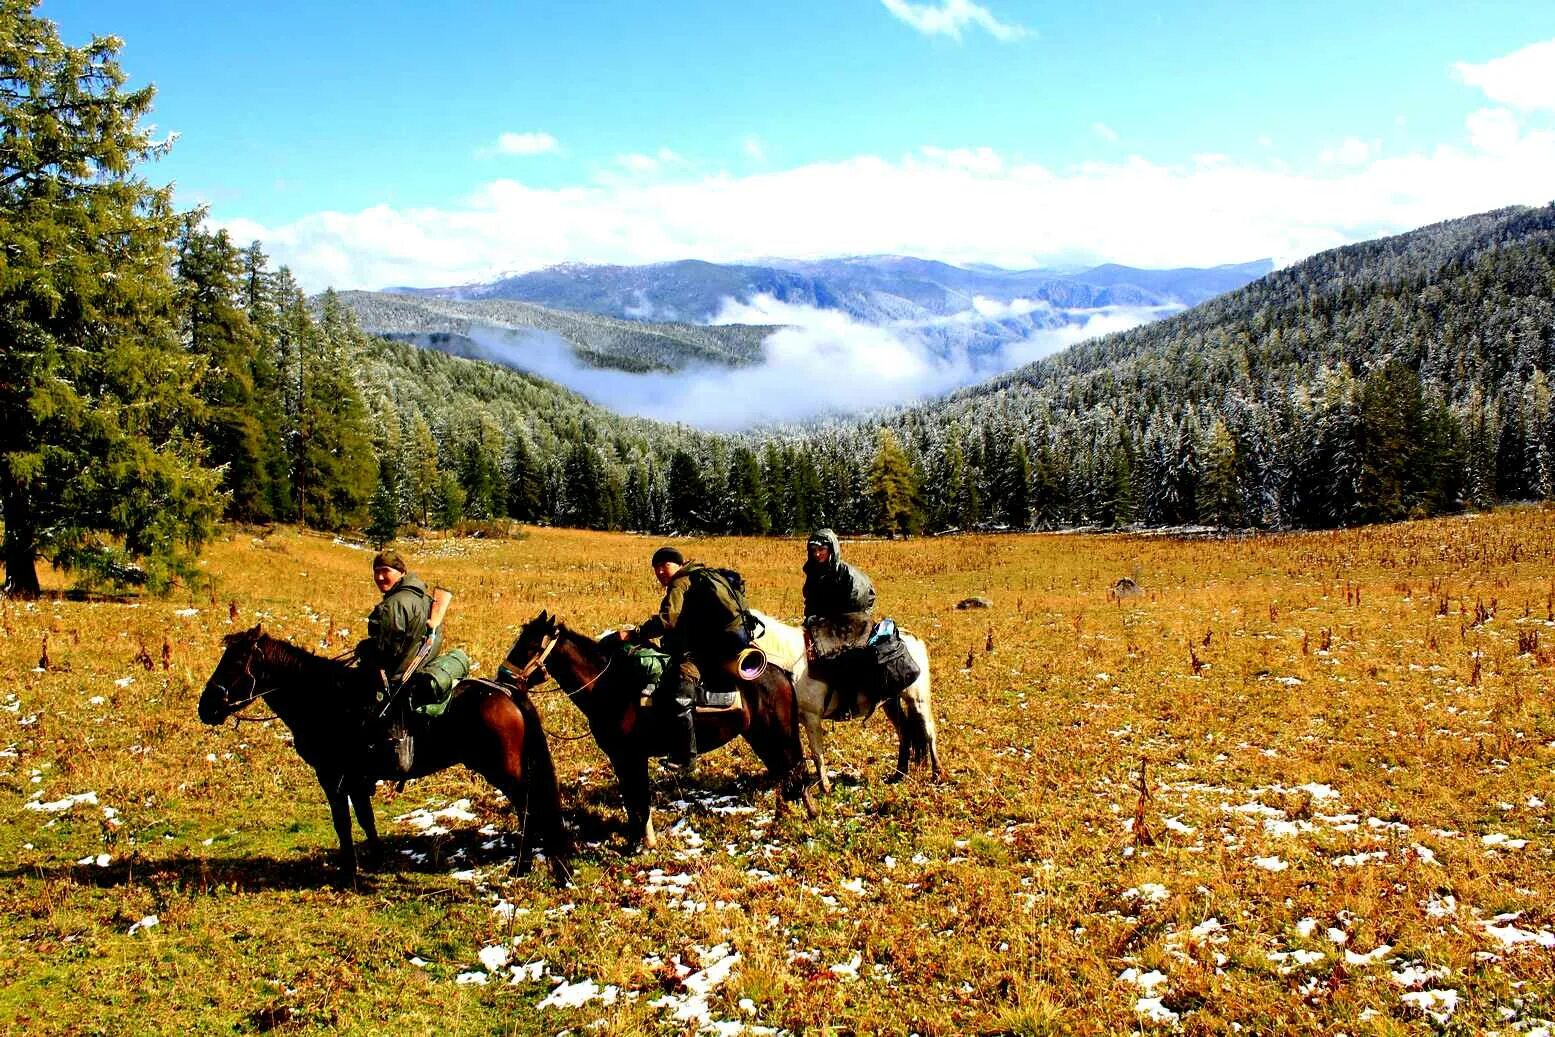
[4,769,817,894]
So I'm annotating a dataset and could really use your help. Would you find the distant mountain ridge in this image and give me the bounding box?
[335,290,776,373]
[389,255,1273,326]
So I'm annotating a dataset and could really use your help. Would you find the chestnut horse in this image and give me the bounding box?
[505,611,815,849]
[198,625,571,885]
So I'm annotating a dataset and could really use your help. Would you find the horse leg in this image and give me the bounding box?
[803,709,831,795]
[882,697,911,783]
[349,779,383,870]
[612,752,655,850]
[316,769,358,886]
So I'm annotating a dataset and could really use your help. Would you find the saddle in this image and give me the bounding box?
[636,684,743,713]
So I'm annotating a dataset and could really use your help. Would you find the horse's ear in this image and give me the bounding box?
[537,609,550,626]
[248,623,264,638]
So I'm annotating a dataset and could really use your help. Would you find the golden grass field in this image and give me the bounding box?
[3,511,1554,1035]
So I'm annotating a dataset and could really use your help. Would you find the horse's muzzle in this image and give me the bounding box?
[197,685,229,725]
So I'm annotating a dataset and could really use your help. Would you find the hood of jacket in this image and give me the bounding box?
[804,529,842,576]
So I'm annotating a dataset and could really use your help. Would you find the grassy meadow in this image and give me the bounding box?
[2,512,1554,1034]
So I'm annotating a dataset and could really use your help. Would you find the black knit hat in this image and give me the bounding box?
[650,546,685,568]
[372,550,407,573]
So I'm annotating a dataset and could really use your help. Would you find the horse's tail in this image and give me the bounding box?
[514,689,574,884]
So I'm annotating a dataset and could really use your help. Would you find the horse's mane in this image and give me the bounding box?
[230,629,361,692]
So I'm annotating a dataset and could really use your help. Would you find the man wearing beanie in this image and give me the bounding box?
[618,546,748,774]
[359,550,443,772]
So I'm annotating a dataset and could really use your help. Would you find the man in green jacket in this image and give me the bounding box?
[359,550,444,772]
[619,546,747,773]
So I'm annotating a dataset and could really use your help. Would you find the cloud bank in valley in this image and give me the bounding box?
[456,295,1170,431]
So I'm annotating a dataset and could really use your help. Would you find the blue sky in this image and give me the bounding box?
[41,0,1555,290]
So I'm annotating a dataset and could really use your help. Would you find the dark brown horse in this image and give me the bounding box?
[198,625,571,886]
[506,611,815,849]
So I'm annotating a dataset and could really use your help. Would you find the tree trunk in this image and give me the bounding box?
[1,485,41,597]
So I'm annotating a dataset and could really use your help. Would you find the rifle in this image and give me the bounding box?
[377,587,454,718]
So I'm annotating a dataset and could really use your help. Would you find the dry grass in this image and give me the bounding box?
[3,511,1554,1034]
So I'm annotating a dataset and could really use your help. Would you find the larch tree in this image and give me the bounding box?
[1,2,222,594]
[867,427,922,538]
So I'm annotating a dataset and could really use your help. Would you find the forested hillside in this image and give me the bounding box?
[337,290,774,373]
[875,203,1555,531]
[151,204,1555,550]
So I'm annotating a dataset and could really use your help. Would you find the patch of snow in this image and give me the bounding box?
[23,791,98,813]
[1134,996,1179,1025]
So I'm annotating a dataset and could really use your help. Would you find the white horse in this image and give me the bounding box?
[752,610,941,793]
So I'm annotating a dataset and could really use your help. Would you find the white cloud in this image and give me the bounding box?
[1318,136,1376,166]
[488,131,559,156]
[1455,38,1555,111]
[879,0,1029,43]
[611,147,686,176]
[436,295,1178,430]
[743,135,766,162]
[458,300,970,430]
[1092,122,1119,143]
[222,107,1555,293]
[971,295,1044,319]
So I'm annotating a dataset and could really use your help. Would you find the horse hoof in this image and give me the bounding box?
[884,771,906,785]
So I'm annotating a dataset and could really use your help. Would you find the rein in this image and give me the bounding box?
[506,631,617,742]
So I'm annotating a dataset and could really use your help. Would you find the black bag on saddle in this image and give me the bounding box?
[814,620,920,718]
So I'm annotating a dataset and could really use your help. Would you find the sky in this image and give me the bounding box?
[40,0,1555,293]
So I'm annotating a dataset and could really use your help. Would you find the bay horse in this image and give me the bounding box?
[752,610,941,793]
[198,625,571,886]
[505,611,815,849]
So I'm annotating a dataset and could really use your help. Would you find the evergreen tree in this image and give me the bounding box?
[433,469,465,528]
[505,434,545,523]
[867,428,922,538]
[725,446,770,534]
[366,476,400,547]
[558,441,606,529]
[1356,360,1425,523]
[667,449,707,531]
[457,415,505,519]
[175,224,290,522]
[1197,420,1241,527]
[1,6,223,593]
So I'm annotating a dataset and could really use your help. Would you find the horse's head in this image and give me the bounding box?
[500,610,564,691]
[199,624,268,724]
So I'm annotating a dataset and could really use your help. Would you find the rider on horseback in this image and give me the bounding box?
[618,546,748,775]
[802,529,875,657]
[358,550,446,773]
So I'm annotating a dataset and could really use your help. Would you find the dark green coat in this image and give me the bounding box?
[363,573,443,679]
[638,561,746,660]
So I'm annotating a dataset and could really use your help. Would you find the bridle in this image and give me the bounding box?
[214,643,278,723]
[502,630,614,703]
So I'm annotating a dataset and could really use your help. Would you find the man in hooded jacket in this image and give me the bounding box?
[802,529,875,657]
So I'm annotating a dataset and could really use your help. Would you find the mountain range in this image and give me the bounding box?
[346,255,1272,379]
[392,255,1272,324]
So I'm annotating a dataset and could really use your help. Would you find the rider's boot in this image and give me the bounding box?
[669,676,698,775]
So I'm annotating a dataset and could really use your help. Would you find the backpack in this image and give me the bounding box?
[692,566,761,638]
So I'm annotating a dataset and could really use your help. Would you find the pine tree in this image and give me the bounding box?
[366,476,400,547]
[175,223,290,522]
[667,449,707,532]
[505,434,545,523]
[725,447,769,534]
[1197,420,1241,527]
[867,428,922,538]
[1,6,223,594]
